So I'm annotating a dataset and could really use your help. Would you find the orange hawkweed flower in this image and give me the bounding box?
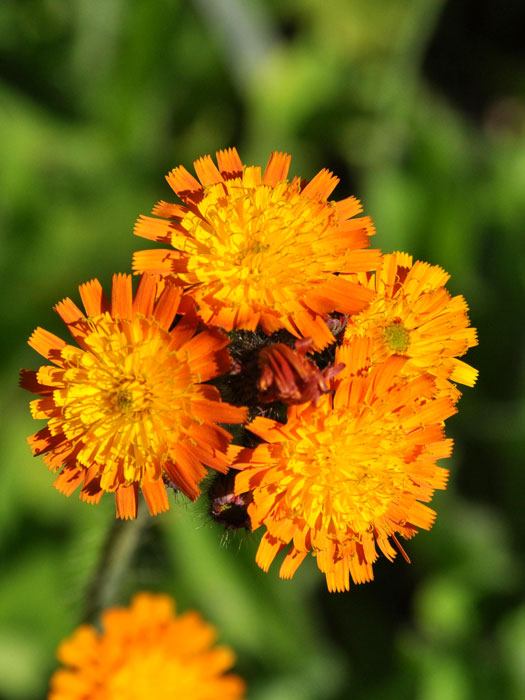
[234,343,457,592]
[133,148,380,349]
[342,252,478,396]
[48,593,246,700]
[21,274,246,518]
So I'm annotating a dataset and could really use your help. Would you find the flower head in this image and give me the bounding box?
[342,252,478,396]
[133,148,380,349]
[234,342,456,591]
[21,274,246,518]
[48,593,245,700]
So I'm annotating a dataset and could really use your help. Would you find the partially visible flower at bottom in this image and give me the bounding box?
[48,593,246,700]
[234,345,457,591]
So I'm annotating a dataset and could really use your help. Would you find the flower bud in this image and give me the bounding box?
[258,340,344,405]
[209,472,252,530]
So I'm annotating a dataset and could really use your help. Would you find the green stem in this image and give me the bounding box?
[82,506,150,623]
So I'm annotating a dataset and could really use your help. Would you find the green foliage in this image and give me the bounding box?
[1,0,524,697]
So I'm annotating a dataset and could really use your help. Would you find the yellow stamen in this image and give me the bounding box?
[383,320,410,353]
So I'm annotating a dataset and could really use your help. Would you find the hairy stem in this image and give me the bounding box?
[82,506,150,623]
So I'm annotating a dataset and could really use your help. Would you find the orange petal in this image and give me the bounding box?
[111,274,133,320]
[263,151,291,185]
[54,467,84,496]
[79,468,104,504]
[165,449,203,500]
[216,147,243,178]
[115,483,139,519]
[79,488,104,505]
[187,422,231,453]
[28,327,66,363]
[233,466,257,492]
[255,532,283,572]
[340,248,382,272]
[302,168,339,200]
[348,554,373,587]
[193,154,223,187]
[291,309,335,350]
[153,284,182,329]
[305,277,374,315]
[247,416,283,442]
[279,548,307,579]
[79,278,108,317]
[133,249,187,276]
[42,438,76,470]
[450,359,478,387]
[166,165,202,197]
[369,355,407,396]
[132,274,158,316]
[134,214,173,243]
[406,502,436,530]
[334,195,363,220]
[28,426,61,455]
[192,398,247,425]
[54,297,90,346]
[259,311,286,335]
[151,200,188,219]
[54,297,85,326]
[168,318,198,351]
[142,478,169,516]
[182,327,227,362]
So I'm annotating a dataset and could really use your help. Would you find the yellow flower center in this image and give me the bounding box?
[115,387,135,412]
[52,314,194,487]
[179,180,337,310]
[383,320,410,353]
[283,403,407,534]
[113,377,152,414]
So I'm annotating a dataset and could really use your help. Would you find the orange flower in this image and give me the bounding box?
[342,252,478,397]
[48,593,246,700]
[234,341,456,591]
[133,148,380,349]
[21,274,246,518]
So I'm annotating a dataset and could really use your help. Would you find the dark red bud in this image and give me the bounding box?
[258,340,344,405]
[209,471,252,530]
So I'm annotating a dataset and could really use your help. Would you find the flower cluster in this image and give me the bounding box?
[22,149,477,590]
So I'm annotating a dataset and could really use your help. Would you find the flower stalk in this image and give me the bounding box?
[82,505,150,623]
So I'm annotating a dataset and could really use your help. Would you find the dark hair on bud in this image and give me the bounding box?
[208,471,252,531]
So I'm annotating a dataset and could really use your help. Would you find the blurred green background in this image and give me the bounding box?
[1,0,524,698]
